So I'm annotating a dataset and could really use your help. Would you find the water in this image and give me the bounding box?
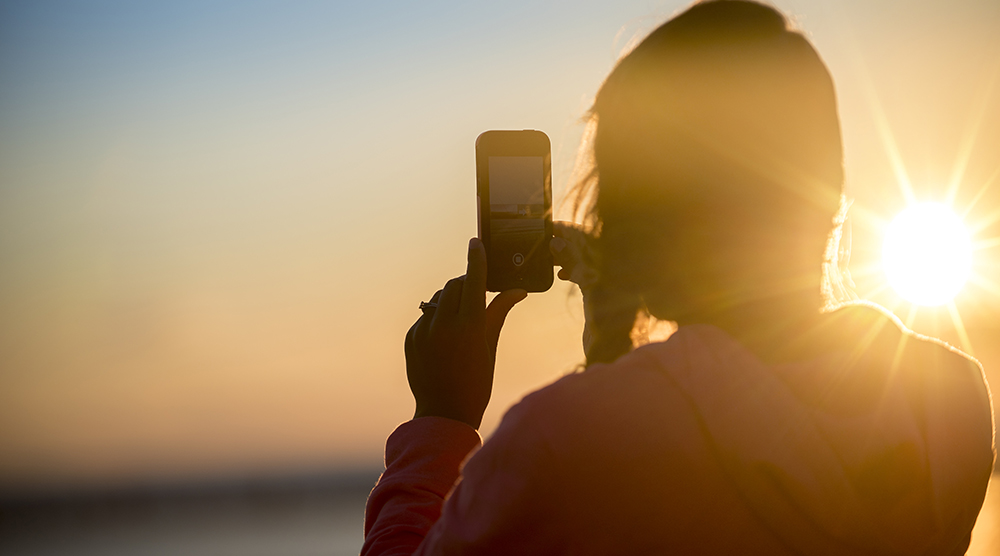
[0,472,378,556]
[3,472,998,555]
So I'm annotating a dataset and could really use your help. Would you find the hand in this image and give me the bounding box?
[404,238,527,429]
[550,221,598,293]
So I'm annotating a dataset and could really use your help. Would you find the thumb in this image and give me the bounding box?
[485,289,528,353]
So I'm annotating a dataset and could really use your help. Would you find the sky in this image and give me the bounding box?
[1,0,999,492]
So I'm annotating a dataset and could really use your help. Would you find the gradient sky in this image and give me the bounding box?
[1,0,999,491]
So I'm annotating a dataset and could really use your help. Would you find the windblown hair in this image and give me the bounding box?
[573,0,850,365]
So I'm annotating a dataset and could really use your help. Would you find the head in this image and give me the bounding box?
[578,0,847,363]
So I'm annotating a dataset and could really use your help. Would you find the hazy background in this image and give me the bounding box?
[1,0,999,553]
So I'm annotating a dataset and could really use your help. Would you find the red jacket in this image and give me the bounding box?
[364,305,994,555]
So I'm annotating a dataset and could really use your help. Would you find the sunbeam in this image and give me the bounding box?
[859,282,891,301]
[828,9,917,205]
[946,59,1000,205]
[903,303,919,330]
[865,85,917,205]
[973,237,1000,251]
[961,165,1000,220]
[969,272,1000,298]
[947,302,976,357]
[973,205,1000,235]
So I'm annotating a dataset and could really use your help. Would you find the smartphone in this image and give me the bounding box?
[476,130,554,293]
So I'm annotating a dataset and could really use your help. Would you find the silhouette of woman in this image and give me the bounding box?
[363,1,994,554]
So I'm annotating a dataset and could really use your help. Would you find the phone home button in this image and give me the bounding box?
[512,253,525,266]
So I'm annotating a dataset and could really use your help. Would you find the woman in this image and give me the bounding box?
[363,1,994,554]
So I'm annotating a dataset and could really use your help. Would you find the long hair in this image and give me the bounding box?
[574,0,848,364]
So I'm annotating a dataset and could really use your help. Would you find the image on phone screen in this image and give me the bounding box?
[488,155,546,271]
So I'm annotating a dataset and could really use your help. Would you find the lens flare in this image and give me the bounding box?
[882,202,972,306]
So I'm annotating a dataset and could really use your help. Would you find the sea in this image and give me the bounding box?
[2,471,998,555]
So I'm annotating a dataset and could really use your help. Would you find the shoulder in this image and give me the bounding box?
[484,334,727,478]
[760,301,989,418]
[824,300,979,365]
[825,301,986,392]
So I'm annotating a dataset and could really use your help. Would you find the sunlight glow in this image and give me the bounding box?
[882,203,973,306]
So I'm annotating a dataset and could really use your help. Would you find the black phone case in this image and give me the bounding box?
[476,130,554,293]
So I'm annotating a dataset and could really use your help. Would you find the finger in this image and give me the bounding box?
[553,221,590,246]
[485,289,528,353]
[405,318,424,366]
[551,237,584,275]
[435,276,465,322]
[550,237,568,256]
[553,221,589,243]
[414,288,443,344]
[405,319,418,353]
[552,220,577,238]
[549,237,575,270]
[461,238,487,321]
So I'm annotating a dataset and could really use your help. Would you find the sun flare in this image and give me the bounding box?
[882,202,973,306]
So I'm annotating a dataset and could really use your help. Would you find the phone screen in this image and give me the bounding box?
[488,156,546,270]
[476,130,553,292]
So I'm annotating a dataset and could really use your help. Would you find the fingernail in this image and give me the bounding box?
[469,238,479,250]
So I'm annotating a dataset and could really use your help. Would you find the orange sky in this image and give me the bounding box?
[1,0,998,491]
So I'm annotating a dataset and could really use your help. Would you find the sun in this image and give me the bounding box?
[882,202,973,306]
